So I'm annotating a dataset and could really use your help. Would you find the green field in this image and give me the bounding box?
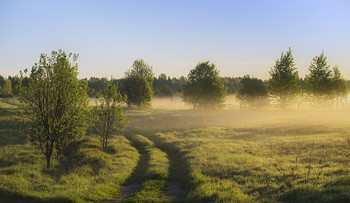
[1,97,350,202]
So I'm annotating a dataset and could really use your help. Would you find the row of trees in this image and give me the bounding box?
[4,49,349,109]
[1,74,242,100]
[238,49,348,109]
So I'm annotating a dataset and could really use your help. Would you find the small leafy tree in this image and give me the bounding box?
[305,52,333,107]
[332,66,348,108]
[268,48,300,109]
[123,75,153,107]
[92,80,127,151]
[182,61,227,108]
[19,50,88,168]
[124,59,154,107]
[0,79,13,97]
[237,75,268,108]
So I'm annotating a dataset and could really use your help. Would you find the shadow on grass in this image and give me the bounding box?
[0,188,72,203]
[44,138,107,178]
[280,176,350,203]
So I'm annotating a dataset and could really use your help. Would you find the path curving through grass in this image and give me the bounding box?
[119,133,170,202]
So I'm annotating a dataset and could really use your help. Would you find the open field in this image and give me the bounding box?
[0,97,350,202]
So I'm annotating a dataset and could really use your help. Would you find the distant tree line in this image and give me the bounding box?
[2,48,349,109]
[85,75,241,98]
[1,74,242,99]
[238,49,349,109]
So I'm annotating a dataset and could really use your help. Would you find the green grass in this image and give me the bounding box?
[125,104,350,202]
[152,126,350,202]
[0,136,139,202]
[0,98,139,202]
[1,97,350,202]
[124,134,169,202]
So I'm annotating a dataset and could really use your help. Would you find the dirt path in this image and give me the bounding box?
[114,131,188,202]
[119,133,152,200]
[140,132,190,203]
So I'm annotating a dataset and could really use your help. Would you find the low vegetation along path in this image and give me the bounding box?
[117,131,186,202]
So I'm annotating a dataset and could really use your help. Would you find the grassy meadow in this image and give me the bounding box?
[1,96,350,202]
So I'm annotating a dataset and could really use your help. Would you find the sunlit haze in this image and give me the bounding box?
[1,0,349,79]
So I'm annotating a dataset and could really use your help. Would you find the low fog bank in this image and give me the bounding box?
[150,95,350,110]
[127,96,350,132]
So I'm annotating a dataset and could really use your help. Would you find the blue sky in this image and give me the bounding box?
[0,0,349,79]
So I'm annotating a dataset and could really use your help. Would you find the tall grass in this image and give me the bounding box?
[154,126,350,202]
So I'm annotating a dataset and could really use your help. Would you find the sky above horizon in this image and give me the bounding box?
[0,0,349,79]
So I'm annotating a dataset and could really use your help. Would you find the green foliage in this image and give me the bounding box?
[268,48,300,109]
[92,80,127,151]
[182,61,227,108]
[19,50,88,168]
[153,73,175,97]
[237,75,268,108]
[332,66,348,108]
[87,77,107,97]
[223,77,242,94]
[3,80,12,95]
[305,52,334,107]
[0,79,13,98]
[124,75,153,107]
[126,59,154,85]
[0,75,5,87]
[124,59,154,107]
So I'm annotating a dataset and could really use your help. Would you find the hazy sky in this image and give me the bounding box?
[1,0,349,79]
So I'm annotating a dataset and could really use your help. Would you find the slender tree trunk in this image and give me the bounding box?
[102,137,107,151]
[46,155,51,168]
[45,139,53,168]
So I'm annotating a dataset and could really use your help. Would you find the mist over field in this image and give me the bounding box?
[132,96,350,129]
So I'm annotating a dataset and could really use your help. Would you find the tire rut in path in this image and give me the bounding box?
[119,133,152,201]
[140,132,191,203]
[121,132,183,202]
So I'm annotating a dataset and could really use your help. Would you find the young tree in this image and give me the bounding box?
[332,66,348,108]
[237,75,268,108]
[305,52,333,107]
[92,80,127,151]
[182,61,227,108]
[268,48,300,109]
[1,79,13,97]
[124,59,154,107]
[123,75,153,107]
[19,50,88,168]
